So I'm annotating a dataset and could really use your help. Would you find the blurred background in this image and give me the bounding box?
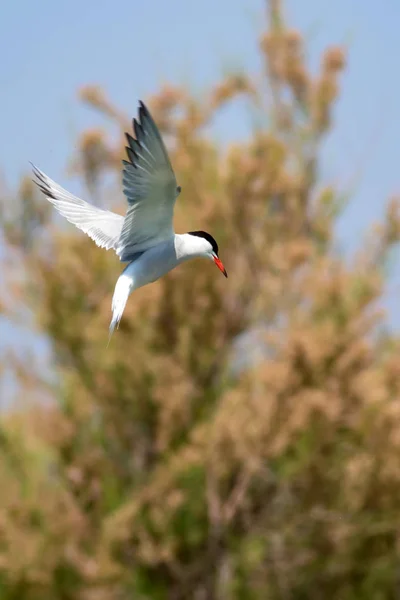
[1,0,400,597]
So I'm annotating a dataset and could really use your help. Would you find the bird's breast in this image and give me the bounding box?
[130,243,179,289]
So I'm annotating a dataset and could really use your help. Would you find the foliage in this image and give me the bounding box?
[1,1,400,598]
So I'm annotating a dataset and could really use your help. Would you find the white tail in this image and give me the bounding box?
[107,271,134,346]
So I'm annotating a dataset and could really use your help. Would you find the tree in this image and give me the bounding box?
[1,1,400,598]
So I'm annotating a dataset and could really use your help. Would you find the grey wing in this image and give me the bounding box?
[32,165,124,251]
[116,101,179,261]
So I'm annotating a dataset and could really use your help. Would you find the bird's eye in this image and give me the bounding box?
[176,186,181,195]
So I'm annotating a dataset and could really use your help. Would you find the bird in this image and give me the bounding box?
[32,100,227,343]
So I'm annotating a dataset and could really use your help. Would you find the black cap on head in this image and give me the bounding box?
[188,230,219,255]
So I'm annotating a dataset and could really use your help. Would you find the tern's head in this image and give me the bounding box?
[187,230,228,278]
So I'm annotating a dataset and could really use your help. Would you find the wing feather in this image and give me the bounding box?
[32,165,124,251]
[116,101,179,261]
[32,101,179,261]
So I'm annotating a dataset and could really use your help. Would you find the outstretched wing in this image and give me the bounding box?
[116,101,179,261]
[32,165,124,251]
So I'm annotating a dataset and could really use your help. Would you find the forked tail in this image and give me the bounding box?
[107,271,133,346]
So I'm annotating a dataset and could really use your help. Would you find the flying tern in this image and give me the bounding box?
[32,101,227,342]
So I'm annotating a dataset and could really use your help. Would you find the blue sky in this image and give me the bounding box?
[1,0,400,334]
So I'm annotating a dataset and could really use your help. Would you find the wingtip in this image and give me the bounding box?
[30,163,46,185]
[133,116,143,138]
[131,101,150,136]
[30,162,39,177]
[125,131,134,145]
[138,100,149,120]
[31,164,42,182]
[29,166,56,200]
[30,163,41,187]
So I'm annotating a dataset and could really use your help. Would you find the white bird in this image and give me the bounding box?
[32,100,227,343]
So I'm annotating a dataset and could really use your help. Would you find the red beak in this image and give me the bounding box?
[213,256,228,278]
